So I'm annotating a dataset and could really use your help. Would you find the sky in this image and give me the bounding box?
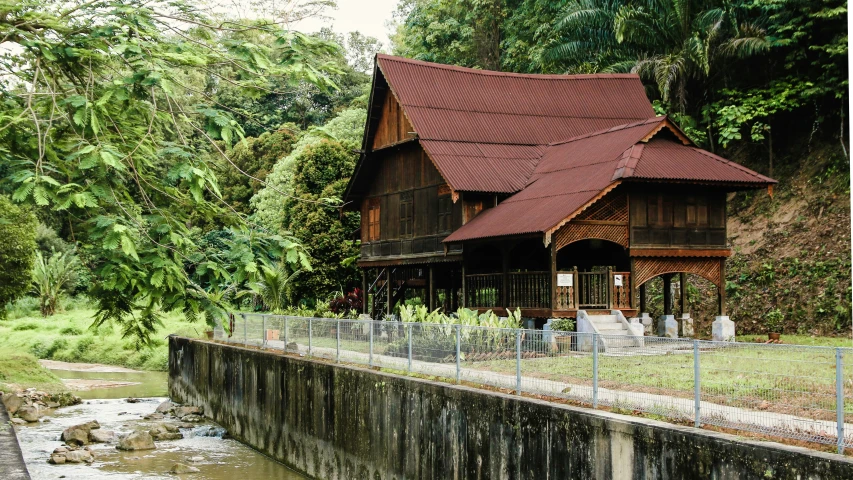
[294,0,399,48]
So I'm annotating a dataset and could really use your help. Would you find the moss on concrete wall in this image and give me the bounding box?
[168,337,853,480]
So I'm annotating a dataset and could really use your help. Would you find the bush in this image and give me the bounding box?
[329,288,363,315]
[0,195,37,318]
[13,322,39,331]
[60,326,83,335]
[31,251,82,316]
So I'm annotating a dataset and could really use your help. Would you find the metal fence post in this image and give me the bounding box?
[455,324,461,384]
[694,340,701,428]
[336,318,341,363]
[308,318,313,357]
[242,314,247,346]
[283,316,289,351]
[407,323,413,374]
[592,333,599,409]
[515,329,521,395]
[262,315,267,349]
[369,320,374,367]
[837,348,844,454]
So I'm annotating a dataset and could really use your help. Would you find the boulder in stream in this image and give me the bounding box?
[89,429,117,443]
[150,423,183,441]
[173,405,203,418]
[170,463,201,474]
[17,405,40,423]
[117,431,156,451]
[1,392,23,414]
[65,449,94,464]
[61,420,100,446]
[155,400,173,414]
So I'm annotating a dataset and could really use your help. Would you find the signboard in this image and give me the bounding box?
[614,274,623,287]
[557,274,573,287]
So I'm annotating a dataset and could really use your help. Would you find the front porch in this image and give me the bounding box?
[464,268,635,318]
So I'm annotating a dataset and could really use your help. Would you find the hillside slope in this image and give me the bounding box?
[723,139,851,336]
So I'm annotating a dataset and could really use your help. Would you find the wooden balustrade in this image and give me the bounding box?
[465,273,502,307]
[507,272,550,308]
[465,269,632,311]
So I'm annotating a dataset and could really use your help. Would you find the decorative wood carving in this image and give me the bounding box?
[555,223,629,250]
[554,191,629,250]
[634,257,723,287]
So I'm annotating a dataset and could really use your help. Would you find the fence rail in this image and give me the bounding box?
[219,313,852,454]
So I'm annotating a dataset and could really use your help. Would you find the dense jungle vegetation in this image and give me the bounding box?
[0,0,849,350]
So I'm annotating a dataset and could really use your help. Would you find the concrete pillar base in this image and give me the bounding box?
[712,316,735,342]
[680,313,694,338]
[657,315,678,338]
[640,312,653,336]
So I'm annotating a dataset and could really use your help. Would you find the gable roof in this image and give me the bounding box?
[347,54,657,197]
[444,118,776,243]
[344,55,776,244]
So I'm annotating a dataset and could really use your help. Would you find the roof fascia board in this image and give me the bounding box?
[343,56,383,203]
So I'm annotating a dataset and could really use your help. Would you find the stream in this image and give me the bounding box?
[15,367,307,479]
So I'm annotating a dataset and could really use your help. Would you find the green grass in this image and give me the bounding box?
[737,334,853,348]
[0,348,67,394]
[0,298,207,371]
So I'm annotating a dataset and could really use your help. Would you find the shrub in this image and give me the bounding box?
[13,322,39,331]
[329,288,363,315]
[550,318,576,332]
[0,195,37,318]
[60,326,83,336]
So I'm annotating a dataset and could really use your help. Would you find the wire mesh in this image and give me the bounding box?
[218,313,853,451]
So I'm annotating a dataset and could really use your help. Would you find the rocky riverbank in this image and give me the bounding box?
[1,388,81,424]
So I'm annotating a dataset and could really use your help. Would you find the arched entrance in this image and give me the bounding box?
[633,256,727,316]
[555,239,632,311]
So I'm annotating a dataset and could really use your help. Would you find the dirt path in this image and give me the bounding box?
[39,359,143,373]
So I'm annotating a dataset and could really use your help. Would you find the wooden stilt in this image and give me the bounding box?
[639,282,647,313]
[680,272,688,316]
[663,274,673,316]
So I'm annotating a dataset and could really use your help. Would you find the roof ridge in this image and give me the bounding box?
[548,117,664,147]
[377,54,642,80]
[405,104,650,123]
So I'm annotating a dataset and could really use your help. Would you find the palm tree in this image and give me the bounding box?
[550,0,770,112]
[237,259,302,313]
[31,251,80,316]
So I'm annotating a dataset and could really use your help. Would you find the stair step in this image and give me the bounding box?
[597,325,628,332]
[588,315,620,323]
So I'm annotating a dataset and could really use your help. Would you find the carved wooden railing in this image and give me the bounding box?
[554,270,578,310]
[507,271,550,309]
[465,273,502,308]
[610,271,632,309]
[578,270,610,309]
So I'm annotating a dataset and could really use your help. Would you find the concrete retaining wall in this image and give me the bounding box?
[0,399,31,480]
[169,336,853,480]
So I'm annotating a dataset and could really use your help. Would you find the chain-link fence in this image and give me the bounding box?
[218,313,852,454]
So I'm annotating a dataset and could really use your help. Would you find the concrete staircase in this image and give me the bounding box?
[578,310,644,352]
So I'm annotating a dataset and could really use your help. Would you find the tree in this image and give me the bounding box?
[251,107,367,233]
[31,250,81,316]
[284,141,360,303]
[0,195,37,317]
[214,129,297,215]
[0,0,338,344]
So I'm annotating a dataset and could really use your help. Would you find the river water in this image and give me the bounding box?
[15,368,307,479]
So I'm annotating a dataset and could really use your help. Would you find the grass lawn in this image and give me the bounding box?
[468,339,853,419]
[0,299,207,372]
[737,334,853,348]
[0,348,67,394]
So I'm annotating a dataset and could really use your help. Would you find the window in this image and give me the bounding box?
[400,192,413,237]
[367,198,380,241]
[438,195,452,233]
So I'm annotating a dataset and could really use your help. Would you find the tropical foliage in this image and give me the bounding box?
[0,196,38,318]
[0,0,339,343]
[31,251,81,317]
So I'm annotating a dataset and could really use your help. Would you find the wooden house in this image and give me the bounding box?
[344,55,775,323]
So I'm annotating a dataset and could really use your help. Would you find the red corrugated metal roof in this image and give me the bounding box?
[375,54,655,193]
[347,55,776,242]
[444,119,776,243]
